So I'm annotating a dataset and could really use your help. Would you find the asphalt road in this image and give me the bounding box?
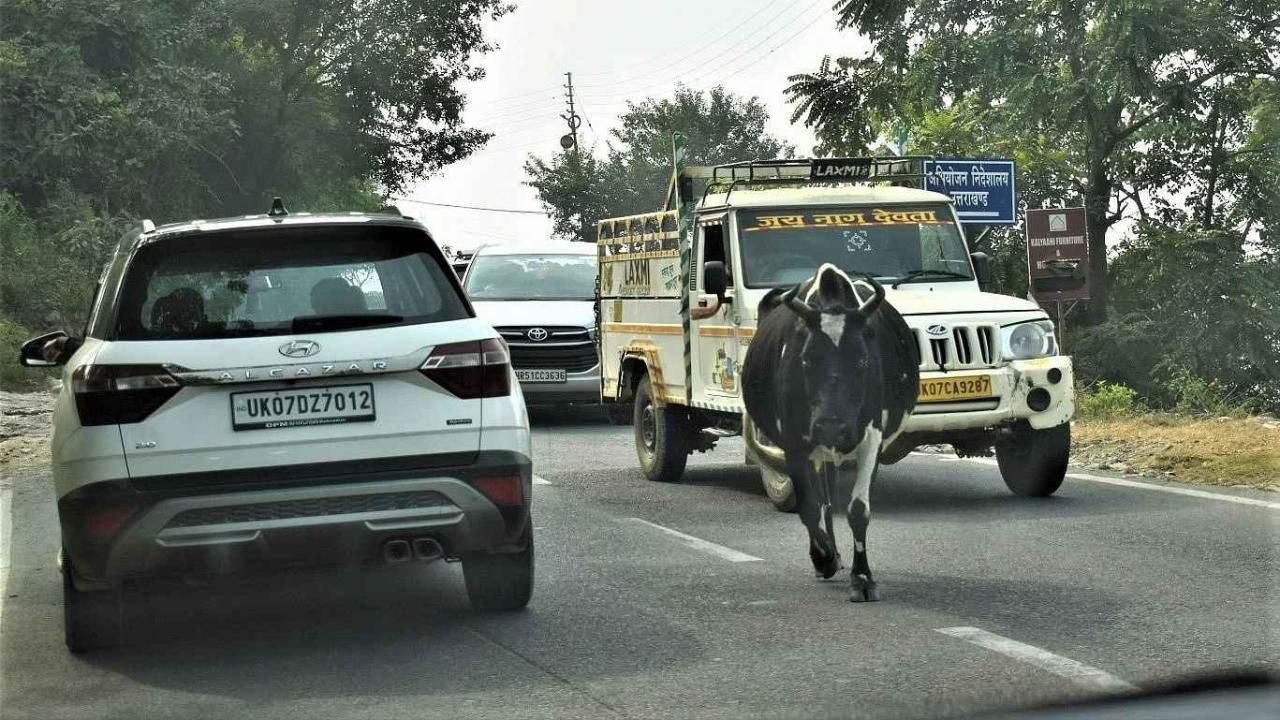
[2,408,1277,719]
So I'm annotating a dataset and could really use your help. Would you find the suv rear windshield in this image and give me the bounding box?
[114,225,469,340]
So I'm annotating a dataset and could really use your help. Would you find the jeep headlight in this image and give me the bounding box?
[1001,320,1057,360]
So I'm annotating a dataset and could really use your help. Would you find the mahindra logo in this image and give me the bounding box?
[926,324,948,337]
[279,339,321,358]
[526,327,549,342]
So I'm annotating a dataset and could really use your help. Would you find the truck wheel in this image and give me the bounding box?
[62,554,122,653]
[464,528,534,612]
[633,378,689,482]
[760,464,797,512]
[996,423,1070,497]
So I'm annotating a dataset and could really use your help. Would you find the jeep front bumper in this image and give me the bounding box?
[903,356,1074,434]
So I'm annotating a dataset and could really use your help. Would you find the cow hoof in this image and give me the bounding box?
[811,552,842,580]
[849,574,880,602]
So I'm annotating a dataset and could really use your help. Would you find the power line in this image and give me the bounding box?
[574,0,797,89]
[574,0,828,112]
[576,0,819,100]
[395,198,547,215]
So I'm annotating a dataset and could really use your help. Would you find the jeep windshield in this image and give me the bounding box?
[736,204,973,288]
[113,225,468,340]
[464,253,597,301]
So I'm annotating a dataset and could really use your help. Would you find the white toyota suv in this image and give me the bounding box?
[463,242,600,406]
[18,202,534,652]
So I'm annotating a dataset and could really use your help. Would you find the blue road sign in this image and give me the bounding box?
[924,159,1017,225]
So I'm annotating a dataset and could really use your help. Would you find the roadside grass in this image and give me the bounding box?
[1073,414,1280,492]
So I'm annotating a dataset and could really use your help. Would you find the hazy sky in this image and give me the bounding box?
[397,0,864,252]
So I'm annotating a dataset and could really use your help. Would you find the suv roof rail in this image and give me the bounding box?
[141,219,156,234]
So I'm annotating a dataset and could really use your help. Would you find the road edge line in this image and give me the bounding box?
[0,481,12,701]
[913,453,1280,510]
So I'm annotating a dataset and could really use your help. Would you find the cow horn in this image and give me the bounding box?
[783,287,821,327]
[849,276,885,320]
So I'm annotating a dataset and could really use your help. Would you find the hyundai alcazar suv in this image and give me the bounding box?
[19,203,535,652]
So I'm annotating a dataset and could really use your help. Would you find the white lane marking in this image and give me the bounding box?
[0,484,11,643]
[937,627,1137,694]
[914,454,1280,511]
[623,518,763,563]
[533,476,552,486]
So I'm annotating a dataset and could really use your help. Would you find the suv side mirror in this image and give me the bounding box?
[19,331,79,367]
[970,252,993,286]
[703,260,727,301]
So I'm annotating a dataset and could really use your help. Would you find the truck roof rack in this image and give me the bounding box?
[682,156,935,206]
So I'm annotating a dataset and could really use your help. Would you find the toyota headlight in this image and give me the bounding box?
[1001,320,1057,360]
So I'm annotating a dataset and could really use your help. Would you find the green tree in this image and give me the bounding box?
[787,0,1279,321]
[524,151,622,244]
[0,0,509,341]
[1072,223,1280,412]
[526,85,794,241]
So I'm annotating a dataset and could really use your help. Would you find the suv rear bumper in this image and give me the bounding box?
[61,451,531,590]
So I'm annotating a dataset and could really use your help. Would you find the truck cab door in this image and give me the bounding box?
[690,218,742,401]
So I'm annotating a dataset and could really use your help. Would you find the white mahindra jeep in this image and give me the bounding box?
[597,155,1074,509]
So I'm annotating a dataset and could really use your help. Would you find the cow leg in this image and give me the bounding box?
[788,455,840,579]
[846,426,883,602]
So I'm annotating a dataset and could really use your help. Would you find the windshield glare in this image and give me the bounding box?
[737,204,973,287]
[465,253,597,300]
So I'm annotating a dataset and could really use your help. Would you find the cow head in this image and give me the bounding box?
[783,264,885,453]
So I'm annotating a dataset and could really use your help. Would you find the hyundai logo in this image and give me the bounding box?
[926,324,948,337]
[526,327,549,342]
[279,339,321,358]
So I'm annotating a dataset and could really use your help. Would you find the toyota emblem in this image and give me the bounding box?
[279,339,321,358]
[925,324,948,337]
[526,327,549,342]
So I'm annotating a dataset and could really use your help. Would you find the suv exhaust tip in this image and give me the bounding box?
[411,537,444,562]
[382,539,412,563]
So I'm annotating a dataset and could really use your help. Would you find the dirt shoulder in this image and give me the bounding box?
[0,390,54,481]
[1073,414,1280,492]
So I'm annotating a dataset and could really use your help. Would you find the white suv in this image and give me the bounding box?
[463,242,600,406]
[19,203,534,652]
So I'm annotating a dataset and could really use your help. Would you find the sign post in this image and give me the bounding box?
[924,159,1017,226]
[1026,207,1090,346]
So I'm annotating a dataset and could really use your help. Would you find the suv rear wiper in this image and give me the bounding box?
[291,314,404,332]
[891,269,972,289]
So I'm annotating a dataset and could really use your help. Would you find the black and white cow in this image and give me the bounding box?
[742,263,919,601]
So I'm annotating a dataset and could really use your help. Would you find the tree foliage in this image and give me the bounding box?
[0,0,508,347]
[525,85,794,242]
[1071,223,1280,413]
[787,0,1280,320]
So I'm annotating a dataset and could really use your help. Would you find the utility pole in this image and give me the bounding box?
[560,71,581,155]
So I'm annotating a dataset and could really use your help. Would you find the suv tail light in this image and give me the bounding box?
[58,482,145,578]
[420,339,510,398]
[72,364,182,426]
